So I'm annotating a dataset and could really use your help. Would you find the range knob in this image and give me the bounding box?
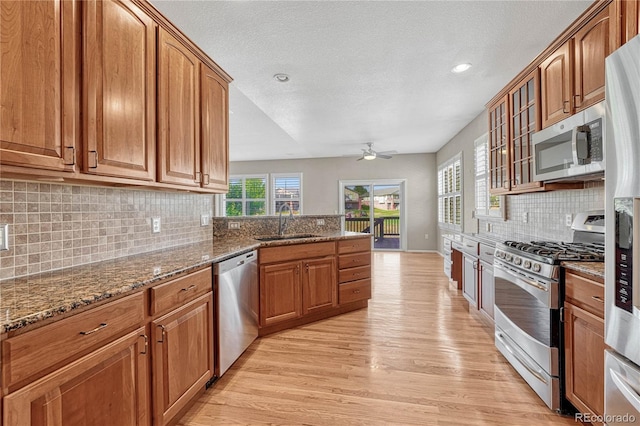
[524,260,532,269]
[505,253,513,262]
[532,263,541,273]
[514,257,522,266]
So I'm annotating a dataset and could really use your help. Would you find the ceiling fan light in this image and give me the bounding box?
[363,152,376,160]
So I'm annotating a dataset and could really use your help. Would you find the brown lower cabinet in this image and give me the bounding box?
[3,328,150,426]
[259,237,371,335]
[151,292,214,426]
[1,267,214,426]
[564,270,605,425]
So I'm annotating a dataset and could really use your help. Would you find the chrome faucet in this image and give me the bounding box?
[278,203,293,236]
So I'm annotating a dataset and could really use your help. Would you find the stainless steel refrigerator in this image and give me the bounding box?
[605,34,640,425]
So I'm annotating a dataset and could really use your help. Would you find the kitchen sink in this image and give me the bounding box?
[254,234,320,242]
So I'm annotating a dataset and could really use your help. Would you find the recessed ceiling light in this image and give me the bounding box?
[273,73,290,83]
[451,63,472,74]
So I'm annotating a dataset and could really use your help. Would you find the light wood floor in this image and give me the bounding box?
[178,252,578,425]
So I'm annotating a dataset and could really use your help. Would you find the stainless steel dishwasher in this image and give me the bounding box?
[214,250,258,377]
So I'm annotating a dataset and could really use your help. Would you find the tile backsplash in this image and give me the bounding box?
[0,180,213,279]
[478,181,605,242]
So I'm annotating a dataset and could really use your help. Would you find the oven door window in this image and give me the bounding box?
[494,270,558,348]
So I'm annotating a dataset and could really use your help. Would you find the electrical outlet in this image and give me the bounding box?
[424,234,429,240]
[522,212,528,223]
[485,222,491,232]
[565,214,573,227]
[152,217,161,234]
[200,214,210,227]
[316,218,325,226]
[228,222,240,230]
[153,266,161,275]
[0,224,9,251]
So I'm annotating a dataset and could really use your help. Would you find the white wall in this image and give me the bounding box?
[435,111,488,251]
[230,154,438,251]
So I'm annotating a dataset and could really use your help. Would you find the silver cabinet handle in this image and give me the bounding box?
[79,323,107,335]
[591,295,604,304]
[180,285,196,292]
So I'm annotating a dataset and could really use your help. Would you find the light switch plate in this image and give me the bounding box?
[201,214,210,227]
[152,217,161,234]
[228,222,240,229]
[0,224,8,251]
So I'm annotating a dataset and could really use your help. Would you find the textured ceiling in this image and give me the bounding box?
[151,0,593,162]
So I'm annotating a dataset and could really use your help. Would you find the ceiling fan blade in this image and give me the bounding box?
[376,150,398,156]
[356,156,364,161]
[377,154,393,159]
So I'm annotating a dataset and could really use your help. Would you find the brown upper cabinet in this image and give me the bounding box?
[0,0,80,172]
[200,64,230,192]
[157,28,201,188]
[611,0,639,48]
[0,0,231,193]
[83,0,156,180]
[488,71,541,194]
[541,5,613,128]
[157,29,230,191]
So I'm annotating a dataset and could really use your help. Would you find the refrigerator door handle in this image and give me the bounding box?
[610,368,640,413]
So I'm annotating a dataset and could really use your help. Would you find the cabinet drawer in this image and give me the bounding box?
[479,243,495,264]
[443,238,452,250]
[338,265,371,283]
[2,291,144,389]
[565,271,604,318]
[337,237,371,254]
[260,241,336,264]
[149,267,212,316]
[339,279,371,304]
[338,252,371,269]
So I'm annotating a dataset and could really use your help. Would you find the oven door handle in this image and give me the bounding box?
[494,263,548,292]
[610,368,640,413]
[496,332,548,385]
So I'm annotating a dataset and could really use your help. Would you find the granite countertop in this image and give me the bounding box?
[561,261,605,280]
[0,231,371,334]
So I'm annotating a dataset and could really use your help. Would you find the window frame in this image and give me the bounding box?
[224,174,268,217]
[220,173,304,217]
[474,133,506,220]
[271,173,303,215]
[437,152,463,231]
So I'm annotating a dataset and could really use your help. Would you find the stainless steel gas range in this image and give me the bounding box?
[493,233,604,411]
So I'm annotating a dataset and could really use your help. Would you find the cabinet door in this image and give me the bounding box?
[260,261,302,327]
[200,63,229,192]
[462,255,478,307]
[508,70,542,192]
[540,41,573,128]
[83,0,156,180]
[302,257,337,315]
[0,0,79,172]
[152,292,214,426]
[564,302,605,420]
[487,95,510,194]
[574,7,610,112]
[158,28,200,187]
[3,328,150,426]
[479,262,494,319]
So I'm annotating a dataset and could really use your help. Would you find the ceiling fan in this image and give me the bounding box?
[357,143,396,161]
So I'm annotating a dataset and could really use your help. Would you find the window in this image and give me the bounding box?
[271,173,302,214]
[438,153,462,230]
[222,173,303,216]
[474,133,505,219]
[225,175,267,216]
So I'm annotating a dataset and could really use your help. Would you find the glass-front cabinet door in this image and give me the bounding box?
[509,70,542,192]
[488,95,510,194]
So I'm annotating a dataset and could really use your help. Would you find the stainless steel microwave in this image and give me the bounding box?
[532,101,605,182]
